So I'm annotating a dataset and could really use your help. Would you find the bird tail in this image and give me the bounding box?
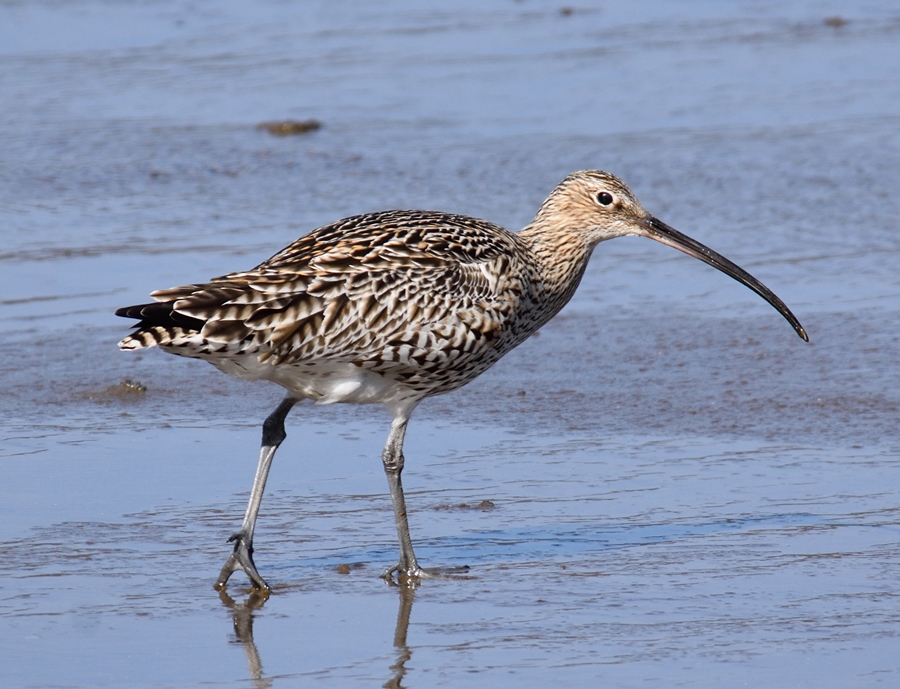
[115,302,205,350]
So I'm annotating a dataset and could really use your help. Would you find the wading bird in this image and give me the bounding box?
[117,170,808,591]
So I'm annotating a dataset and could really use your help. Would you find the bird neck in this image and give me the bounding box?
[517,219,595,314]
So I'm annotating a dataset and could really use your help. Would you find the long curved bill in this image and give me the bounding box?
[639,217,808,342]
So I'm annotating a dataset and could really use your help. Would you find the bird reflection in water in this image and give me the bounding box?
[384,585,415,689]
[219,589,272,689]
[217,585,417,689]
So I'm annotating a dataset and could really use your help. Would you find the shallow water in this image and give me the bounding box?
[2,1,900,687]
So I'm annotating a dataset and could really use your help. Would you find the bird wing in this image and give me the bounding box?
[143,211,531,371]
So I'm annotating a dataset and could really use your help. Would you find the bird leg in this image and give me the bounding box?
[215,397,298,591]
[380,414,422,582]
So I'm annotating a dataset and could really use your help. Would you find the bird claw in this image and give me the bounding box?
[381,562,422,585]
[381,562,471,586]
[214,532,269,592]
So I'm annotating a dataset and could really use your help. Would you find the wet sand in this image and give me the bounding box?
[2,1,900,687]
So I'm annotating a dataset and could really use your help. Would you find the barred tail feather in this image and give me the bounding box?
[115,302,205,350]
[118,325,199,350]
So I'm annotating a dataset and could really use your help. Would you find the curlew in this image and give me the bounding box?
[116,170,808,591]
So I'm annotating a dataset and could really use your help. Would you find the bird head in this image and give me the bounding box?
[534,170,808,342]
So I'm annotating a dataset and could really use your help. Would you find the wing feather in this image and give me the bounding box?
[118,210,534,379]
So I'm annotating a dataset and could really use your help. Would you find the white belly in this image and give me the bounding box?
[209,355,419,411]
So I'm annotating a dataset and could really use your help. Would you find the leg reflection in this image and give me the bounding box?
[219,589,272,689]
[384,585,416,689]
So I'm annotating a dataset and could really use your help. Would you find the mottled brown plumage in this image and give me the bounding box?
[121,209,532,398]
[116,170,807,591]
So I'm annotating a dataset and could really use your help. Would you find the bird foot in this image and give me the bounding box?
[214,532,270,592]
[381,561,422,585]
[381,563,471,586]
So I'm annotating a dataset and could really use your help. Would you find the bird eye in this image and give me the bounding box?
[596,191,614,206]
